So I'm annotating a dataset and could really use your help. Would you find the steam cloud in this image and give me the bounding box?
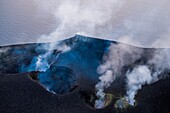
[125,49,170,106]
[95,41,170,108]
[95,43,143,108]
[125,65,152,105]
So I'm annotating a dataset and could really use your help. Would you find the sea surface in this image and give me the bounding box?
[0,0,170,48]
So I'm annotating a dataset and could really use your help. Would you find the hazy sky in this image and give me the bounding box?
[0,0,170,47]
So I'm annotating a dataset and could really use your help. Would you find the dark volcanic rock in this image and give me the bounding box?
[0,73,169,113]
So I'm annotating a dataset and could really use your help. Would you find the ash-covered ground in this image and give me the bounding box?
[0,35,170,113]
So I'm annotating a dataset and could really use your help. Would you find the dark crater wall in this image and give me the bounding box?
[0,73,169,113]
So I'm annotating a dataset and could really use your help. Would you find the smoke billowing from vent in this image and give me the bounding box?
[95,70,114,109]
[96,42,170,108]
[125,49,170,106]
[125,65,152,105]
[95,43,143,109]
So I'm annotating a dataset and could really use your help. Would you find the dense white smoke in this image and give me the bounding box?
[96,42,170,108]
[95,43,143,108]
[125,65,152,105]
[95,70,114,108]
[125,49,170,106]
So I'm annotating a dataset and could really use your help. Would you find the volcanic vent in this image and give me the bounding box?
[79,90,113,109]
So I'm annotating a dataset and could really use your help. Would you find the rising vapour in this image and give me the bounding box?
[124,49,170,106]
[95,43,143,108]
[95,41,170,108]
[125,65,152,106]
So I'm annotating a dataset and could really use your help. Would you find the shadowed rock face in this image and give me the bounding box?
[0,35,170,113]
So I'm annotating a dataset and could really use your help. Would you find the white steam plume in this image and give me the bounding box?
[95,42,170,108]
[95,43,143,109]
[125,49,170,106]
[125,65,152,106]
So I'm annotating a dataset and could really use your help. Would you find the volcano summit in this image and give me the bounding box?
[0,35,170,113]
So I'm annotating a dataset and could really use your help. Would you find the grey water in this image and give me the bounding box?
[0,0,170,48]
